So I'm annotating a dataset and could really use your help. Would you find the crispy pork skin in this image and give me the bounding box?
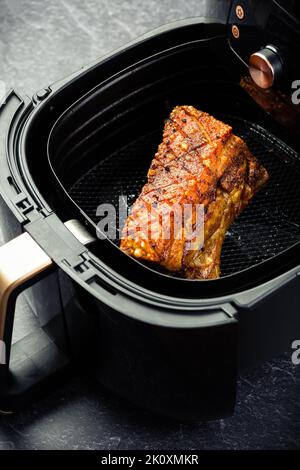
[120,106,269,279]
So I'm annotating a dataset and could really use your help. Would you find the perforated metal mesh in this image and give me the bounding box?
[69,116,300,277]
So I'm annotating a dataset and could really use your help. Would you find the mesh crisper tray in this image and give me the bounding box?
[68,116,300,277]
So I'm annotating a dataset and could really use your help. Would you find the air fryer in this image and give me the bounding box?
[0,0,300,420]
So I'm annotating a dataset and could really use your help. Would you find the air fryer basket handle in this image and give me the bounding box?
[0,232,53,411]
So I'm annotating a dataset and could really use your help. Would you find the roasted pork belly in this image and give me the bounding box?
[120,106,269,279]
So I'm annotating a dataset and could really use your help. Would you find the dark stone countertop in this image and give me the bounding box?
[0,0,299,450]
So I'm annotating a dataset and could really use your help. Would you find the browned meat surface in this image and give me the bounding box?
[120,106,269,279]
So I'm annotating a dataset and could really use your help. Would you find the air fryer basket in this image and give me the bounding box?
[68,115,300,278]
[45,35,300,284]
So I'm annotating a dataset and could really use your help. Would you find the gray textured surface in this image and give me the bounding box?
[0,0,202,97]
[0,0,299,450]
[0,354,299,450]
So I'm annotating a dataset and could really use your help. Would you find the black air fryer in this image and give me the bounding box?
[0,0,300,420]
